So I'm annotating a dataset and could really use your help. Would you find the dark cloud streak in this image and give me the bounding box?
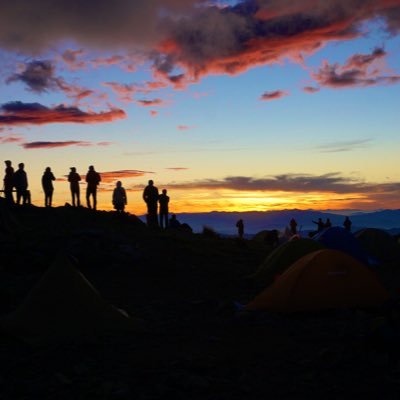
[0,101,126,126]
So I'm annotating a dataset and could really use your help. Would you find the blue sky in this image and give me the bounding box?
[1,0,400,213]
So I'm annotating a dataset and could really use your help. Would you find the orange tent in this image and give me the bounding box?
[246,249,389,312]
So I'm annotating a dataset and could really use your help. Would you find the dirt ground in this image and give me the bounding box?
[1,204,400,399]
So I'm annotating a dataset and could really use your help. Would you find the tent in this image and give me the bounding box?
[252,229,280,246]
[246,249,389,312]
[0,254,140,344]
[355,228,400,264]
[313,227,369,265]
[251,238,325,287]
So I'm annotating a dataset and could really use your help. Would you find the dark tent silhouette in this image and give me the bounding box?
[355,228,400,264]
[246,249,389,313]
[0,255,141,344]
[313,226,369,265]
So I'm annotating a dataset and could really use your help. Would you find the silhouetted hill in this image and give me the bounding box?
[163,209,400,234]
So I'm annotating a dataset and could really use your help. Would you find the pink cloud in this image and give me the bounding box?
[21,140,114,149]
[303,86,320,93]
[177,125,195,131]
[0,134,24,144]
[137,98,164,107]
[312,48,400,88]
[260,90,289,101]
[103,82,138,102]
[97,141,114,146]
[99,169,154,183]
[150,110,158,117]
[61,49,87,70]
[22,141,92,149]
[0,101,126,127]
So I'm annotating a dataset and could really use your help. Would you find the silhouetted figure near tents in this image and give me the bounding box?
[312,218,325,232]
[289,218,297,235]
[14,163,29,205]
[158,189,170,229]
[343,216,352,232]
[236,219,244,239]
[41,167,56,207]
[68,167,81,207]
[112,181,127,213]
[3,160,14,205]
[325,218,332,229]
[85,165,101,210]
[169,214,181,229]
[143,180,159,227]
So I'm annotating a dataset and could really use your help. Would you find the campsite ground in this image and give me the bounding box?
[1,204,400,399]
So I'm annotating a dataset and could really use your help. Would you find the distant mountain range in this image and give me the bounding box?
[158,209,400,235]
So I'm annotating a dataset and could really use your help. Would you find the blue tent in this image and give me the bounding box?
[313,227,369,265]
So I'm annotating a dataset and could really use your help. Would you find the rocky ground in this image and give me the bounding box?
[0,203,400,399]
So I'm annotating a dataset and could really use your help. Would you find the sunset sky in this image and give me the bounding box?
[1,0,400,214]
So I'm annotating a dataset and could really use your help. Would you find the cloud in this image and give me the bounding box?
[61,49,87,70]
[312,47,400,88]
[177,125,195,131]
[0,134,24,144]
[137,98,164,107]
[7,59,104,102]
[1,1,399,86]
[103,80,169,102]
[6,60,59,93]
[103,82,138,102]
[22,141,92,149]
[97,141,114,146]
[315,138,373,153]
[21,140,114,149]
[163,173,376,194]
[152,0,400,81]
[260,90,289,101]
[303,86,320,93]
[99,169,154,183]
[0,101,126,126]
[0,0,198,52]
[165,167,189,171]
[150,110,158,117]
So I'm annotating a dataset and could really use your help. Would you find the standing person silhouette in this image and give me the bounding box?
[3,160,14,205]
[142,180,159,227]
[68,167,81,207]
[343,216,352,232]
[289,218,298,235]
[112,181,127,213]
[236,219,244,239]
[41,167,56,207]
[312,218,325,233]
[158,189,170,229]
[85,165,101,210]
[13,163,28,205]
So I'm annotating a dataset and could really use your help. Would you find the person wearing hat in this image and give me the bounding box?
[68,167,81,207]
[85,165,101,210]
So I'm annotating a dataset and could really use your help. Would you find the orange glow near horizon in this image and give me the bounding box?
[25,186,382,214]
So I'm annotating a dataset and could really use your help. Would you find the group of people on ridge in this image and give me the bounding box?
[2,161,104,210]
[3,161,174,229]
[3,161,30,206]
[67,165,101,210]
[142,179,170,229]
